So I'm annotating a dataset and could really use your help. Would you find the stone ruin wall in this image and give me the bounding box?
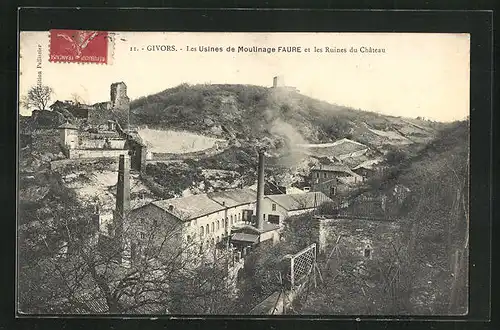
[110,82,130,129]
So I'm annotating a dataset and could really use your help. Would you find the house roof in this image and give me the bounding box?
[260,222,281,233]
[233,223,280,234]
[152,194,225,221]
[352,159,383,171]
[266,192,332,211]
[58,122,78,130]
[286,187,307,194]
[231,233,259,243]
[298,138,368,158]
[207,188,256,208]
[49,100,65,108]
[311,164,362,179]
[311,164,352,173]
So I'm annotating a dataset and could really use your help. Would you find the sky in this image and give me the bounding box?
[19,32,470,122]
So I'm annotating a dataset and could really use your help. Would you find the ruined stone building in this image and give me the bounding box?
[53,82,148,171]
[271,75,299,93]
[50,82,130,130]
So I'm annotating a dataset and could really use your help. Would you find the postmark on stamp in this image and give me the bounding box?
[49,29,110,64]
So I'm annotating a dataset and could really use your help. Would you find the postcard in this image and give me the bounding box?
[18,31,470,316]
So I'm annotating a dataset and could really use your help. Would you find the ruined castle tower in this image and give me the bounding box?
[273,75,285,88]
[110,82,130,129]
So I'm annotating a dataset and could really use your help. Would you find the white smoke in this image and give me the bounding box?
[269,118,309,169]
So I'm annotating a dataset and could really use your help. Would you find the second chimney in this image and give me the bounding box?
[113,154,130,262]
[115,154,130,237]
[255,150,265,230]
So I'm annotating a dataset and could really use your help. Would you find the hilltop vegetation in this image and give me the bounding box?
[131,83,441,149]
[130,83,448,197]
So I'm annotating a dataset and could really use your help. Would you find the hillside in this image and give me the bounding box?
[131,83,442,153]
[320,120,469,314]
[242,120,469,315]
[129,83,445,196]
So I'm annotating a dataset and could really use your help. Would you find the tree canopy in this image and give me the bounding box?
[21,85,54,111]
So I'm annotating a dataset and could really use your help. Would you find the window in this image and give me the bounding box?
[200,226,204,237]
[221,219,224,228]
[217,221,220,230]
[263,214,266,220]
[238,213,241,221]
[230,215,233,224]
[324,172,327,178]
[206,224,210,234]
[272,203,276,211]
[211,222,214,232]
[268,214,280,224]
[316,172,319,178]
[225,219,228,228]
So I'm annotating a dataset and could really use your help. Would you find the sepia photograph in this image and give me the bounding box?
[17,31,470,316]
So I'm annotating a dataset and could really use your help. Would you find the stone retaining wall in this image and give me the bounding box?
[68,148,129,159]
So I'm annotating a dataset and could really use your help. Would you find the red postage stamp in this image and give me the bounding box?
[49,29,109,64]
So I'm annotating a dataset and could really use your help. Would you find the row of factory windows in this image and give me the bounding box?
[314,172,331,178]
[194,212,244,238]
[134,210,248,240]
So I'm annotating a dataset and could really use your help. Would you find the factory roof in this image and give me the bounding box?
[311,164,353,173]
[231,233,260,244]
[233,222,280,234]
[352,158,383,170]
[266,192,333,211]
[58,122,78,130]
[260,222,281,233]
[153,194,225,221]
[207,188,256,208]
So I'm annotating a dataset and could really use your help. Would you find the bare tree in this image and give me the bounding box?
[21,85,54,111]
[18,176,238,314]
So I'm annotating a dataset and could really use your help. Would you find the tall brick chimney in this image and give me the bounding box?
[255,150,265,230]
[114,154,130,247]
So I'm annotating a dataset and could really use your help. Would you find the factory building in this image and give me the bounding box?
[259,191,333,227]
